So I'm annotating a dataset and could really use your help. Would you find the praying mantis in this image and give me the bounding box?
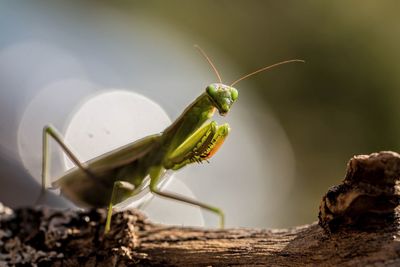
[40,46,303,233]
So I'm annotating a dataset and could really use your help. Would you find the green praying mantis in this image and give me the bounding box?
[40,46,303,233]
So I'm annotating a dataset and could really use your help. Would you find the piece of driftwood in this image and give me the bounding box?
[1,151,400,266]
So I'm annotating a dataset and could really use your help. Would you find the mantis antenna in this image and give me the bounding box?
[194,45,223,84]
[230,59,305,87]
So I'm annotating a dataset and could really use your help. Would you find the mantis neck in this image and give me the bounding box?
[163,92,215,153]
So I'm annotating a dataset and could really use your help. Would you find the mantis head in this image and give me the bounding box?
[206,83,238,116]
[195,44,304,115]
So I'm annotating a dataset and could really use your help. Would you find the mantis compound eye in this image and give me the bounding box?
[231,88,238,101]
[206,84,217,96]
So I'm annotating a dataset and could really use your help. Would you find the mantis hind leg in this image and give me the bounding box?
[149,167,225,228]
[37,125,93,204]
[105,180,136,234]
[41,125,94,188]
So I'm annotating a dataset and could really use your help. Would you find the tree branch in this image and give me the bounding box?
[1,151,400,266]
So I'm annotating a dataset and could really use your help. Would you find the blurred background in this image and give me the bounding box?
[1,1,400,228]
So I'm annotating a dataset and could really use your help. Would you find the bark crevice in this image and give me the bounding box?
[1,151,400,266]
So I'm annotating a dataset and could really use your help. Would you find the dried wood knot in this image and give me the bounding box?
[319,151,400,233]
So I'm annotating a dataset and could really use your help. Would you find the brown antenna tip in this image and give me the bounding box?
[194,45,223,84]
[230,59,305,87]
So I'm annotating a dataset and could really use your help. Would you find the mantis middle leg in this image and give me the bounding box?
[149,167,225,228]
[105,180,136,234]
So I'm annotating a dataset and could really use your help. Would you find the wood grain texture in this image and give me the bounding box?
[1,151,400,266]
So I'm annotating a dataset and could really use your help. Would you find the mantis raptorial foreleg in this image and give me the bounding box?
[165,121,229,170]
[105,180,136,233]
[41,125,92,190]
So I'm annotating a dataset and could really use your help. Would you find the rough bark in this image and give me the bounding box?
[1,151,400,266]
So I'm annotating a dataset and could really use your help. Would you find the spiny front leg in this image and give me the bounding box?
[164,121,230,170]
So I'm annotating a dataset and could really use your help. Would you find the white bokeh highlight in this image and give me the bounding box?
[3,2,297,227]
[62,90,204,226]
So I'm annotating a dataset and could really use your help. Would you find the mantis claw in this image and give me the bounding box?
[165,121,230,170]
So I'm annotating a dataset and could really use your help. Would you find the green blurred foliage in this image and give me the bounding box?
[4,0,400,227]
[102,0,400,225]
